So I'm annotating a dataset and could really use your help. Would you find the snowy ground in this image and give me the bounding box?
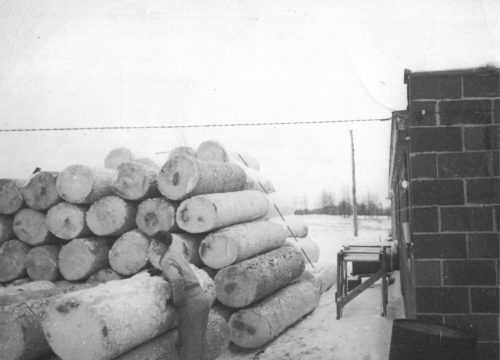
[219,215,404,360]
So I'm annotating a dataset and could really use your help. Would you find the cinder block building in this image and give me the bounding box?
[389,66,499,360]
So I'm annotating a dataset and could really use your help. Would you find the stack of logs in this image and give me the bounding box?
[0,141,336,360]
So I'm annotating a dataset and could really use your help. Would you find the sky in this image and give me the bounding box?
[0,0,499,208]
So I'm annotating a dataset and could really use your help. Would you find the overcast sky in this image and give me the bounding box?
[0,0,499,208]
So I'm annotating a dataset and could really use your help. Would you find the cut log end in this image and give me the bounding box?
[23,172,61,210]
[112,162,157,201]
[196,140,229,163]
[0,314,24,360]
[176,197,217,234]
[0,240,30,283]
[13,208,54,246]
[25,245,60,282]
[104,147,135,170]
[0,215,14,244]
[46,202,89,240]
[58,238,110,281]
[158,155,200,200]
[0,179,25,215]
[86,196,136,236]
[109,230,151,276]
[136,198,177,236]
[199,235,238,269]
[56,165,95,204]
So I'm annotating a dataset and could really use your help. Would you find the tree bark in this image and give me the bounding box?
[46,202,91,240]
[148,233,202,270]
[86,268,123,285]
[58,237,111,281]
[157,154,246,201]
[112,162,159,201]
[0,215,14,245]
[0,179,26,215]
[104,147,135,170]
[136,197,178,236]
[109,229,151,276]
[25,245,61,282]
[115,311,230,360]
[42,273,176,360]
[214,246,305,308]
[86,196,137,236]
[176,190,269,234]
[13,208,57,246]
[22,172,62,211]
[269,215,308,238]
[199,220,288,269]
[283,237,320,263]
[0,240,30,283]
[229,277,320,348]
[56,165,115,204]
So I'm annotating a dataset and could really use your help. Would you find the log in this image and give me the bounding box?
[196,140,260,170]
[177,190,269,234]
[199,220,288,269]
[269,215,308,238]
[25,245,61,281]
[13,208,57,246]
[229,277,320,348]
[214,246,305,308]
[168,146,196,159]
[135,197,178,236]
[262,192,295,219]
[301,261,337,294]
[86,195,137,236]
[58,237,110,281]
[56,165,115,204]
[157,154,246,201]
[0,215,14,244]
[87,268,123,285]
[0,179,26,215]
[6,278,30,287]
[109,230,151,276]
[283,237,320,263]
[46,202,91,240]
[115,311,230,360]
[42,272,177,360]
[242,167,275,193]
[0,280,56,296]
[148,233,202,269]
[0,283,92,360]
[22,172,62,211]
[0,240,30,283]
[192,265,217,306]
[112,162,159,201]
[104,147,135,170]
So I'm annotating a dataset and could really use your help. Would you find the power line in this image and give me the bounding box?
[0,117,392,133]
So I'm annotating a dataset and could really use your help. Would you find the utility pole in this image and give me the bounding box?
[350,130,358,237]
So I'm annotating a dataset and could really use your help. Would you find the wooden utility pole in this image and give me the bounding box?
[350,130,358,237]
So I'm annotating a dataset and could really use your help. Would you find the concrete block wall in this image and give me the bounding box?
[407,68,499,360]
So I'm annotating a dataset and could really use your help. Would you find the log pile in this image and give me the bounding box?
[0,141,335,360]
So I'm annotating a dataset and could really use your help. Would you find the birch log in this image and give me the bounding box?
[109,230,151,276]
[192,265,217,306]
[25,245,61,282]
[13,209,57,246]
[42,273,177,360]
[0,215,14,244]
[148,233,202,269]
[135,197,178,236]
[242,168,275,193]
[86,196,136,236]
[262,193,295,219]
[269,215,308,238]
[177,190,269,234]
[23,172,61,211]
[0,179,25,215]
[157,155,246,201]
[199,221,288,269]
[46,202,91,240]
[283,237,320,263]
[104,147,135,170]
[112,162,159,201]
[215,246,305,308]
[229,278,320,348]
[58,237,110,281]
[56,165,115,204]
[115,311,230,360]
[196,140,260,170]
[301,261,337,294]
[87,268,123,285]
[0,240,30,283]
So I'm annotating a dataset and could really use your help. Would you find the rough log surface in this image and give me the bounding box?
[283,237,320,263]
[104,147,135,170]
[87,268,124,285]
[214,246,305,308]
[262,193,295,220]
[46,202,91,240]
[0,179,26,215]
[158,155,246,201]
[199,221,288,269]
[112,162,159,201]
[86,196,136,236]
[58,237,111,281]
[176,190,269,233]
[0,280,56,296]
[269,215,308,238]
[301,261,337,294]
[56,165,115,204]
[0,215,14,244]
[23,172,61,211]
[109,230,151,276]
[13,208,57,246]
[148,233,202,269]
[229,278,320,348]
[42,273,176,360]
[0,240,30,283]
[115,311,230,360]
[168,146,196,160]
[25,245,61,282]
[136,197,178,236]
[242,168,275,193]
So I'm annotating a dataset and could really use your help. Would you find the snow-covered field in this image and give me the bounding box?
[220,214,403,360]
